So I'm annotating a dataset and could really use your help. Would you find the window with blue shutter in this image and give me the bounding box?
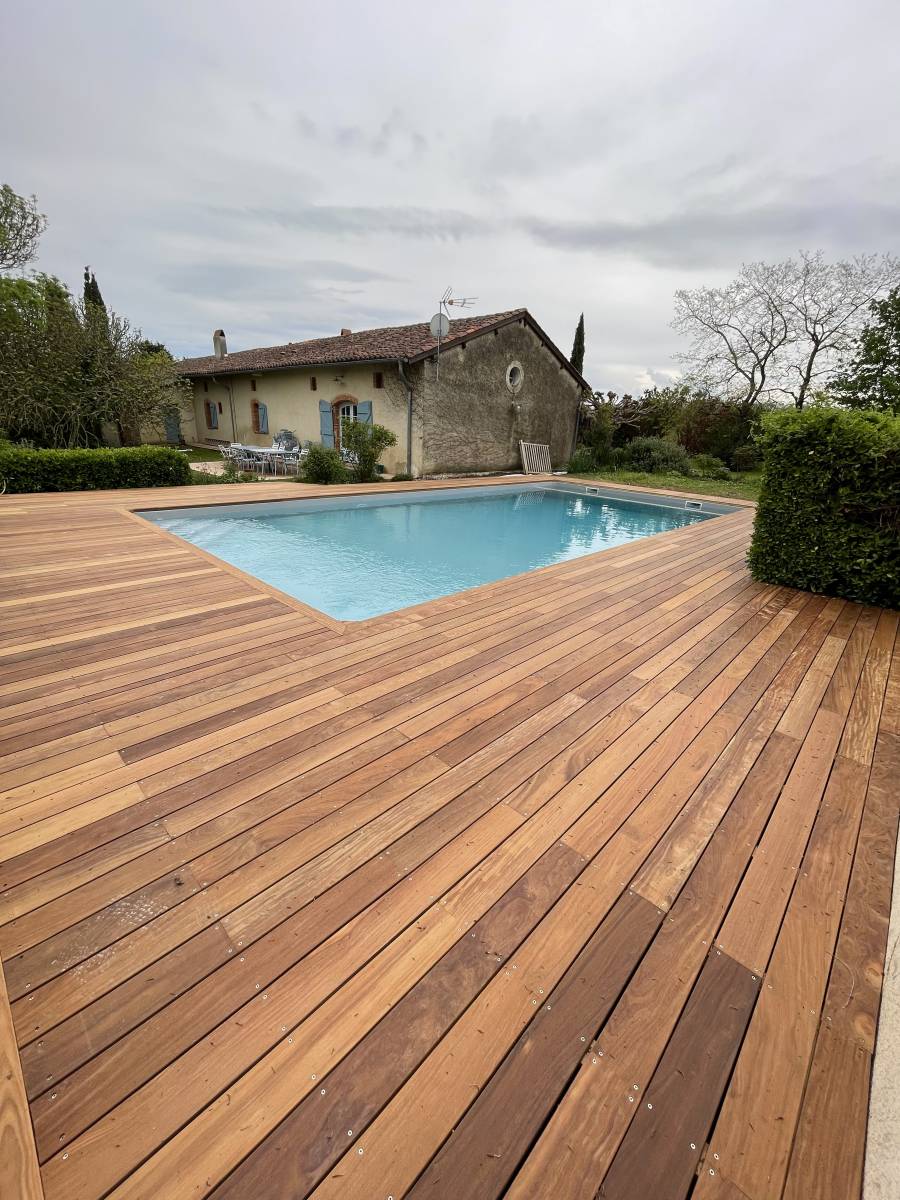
[319,399,334,447]
[205,400,218,429]
[356,401,373,425]
[252,400,269,434]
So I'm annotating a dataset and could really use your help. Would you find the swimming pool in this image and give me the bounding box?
[142,482,734,621]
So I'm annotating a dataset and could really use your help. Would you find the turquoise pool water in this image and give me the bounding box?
[144,484,720,621]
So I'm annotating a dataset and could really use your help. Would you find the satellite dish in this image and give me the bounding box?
[429,312,450,338]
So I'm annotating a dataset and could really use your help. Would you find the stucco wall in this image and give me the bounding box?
[418,318,581,474]
[189,362,416,474]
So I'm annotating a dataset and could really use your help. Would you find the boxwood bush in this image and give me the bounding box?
[302,444,348,484]
[621,436,690,474]
[0,444,192,492]
[748,407,899,607]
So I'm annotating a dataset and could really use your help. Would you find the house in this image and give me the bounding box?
[176,309,589,476]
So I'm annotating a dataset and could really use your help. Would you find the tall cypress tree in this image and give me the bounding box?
[83,266,105,310]
[570,312,585,375]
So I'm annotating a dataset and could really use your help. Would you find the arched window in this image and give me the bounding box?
[332,396,358,448]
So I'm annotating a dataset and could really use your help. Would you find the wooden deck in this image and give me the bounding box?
[0,476,897,1200]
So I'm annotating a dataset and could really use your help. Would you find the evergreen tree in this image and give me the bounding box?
[832,286,900,415]
[83,266,105,310]
[570,312,585,375]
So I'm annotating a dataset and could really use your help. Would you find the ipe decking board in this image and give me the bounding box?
[0,475,896,1200]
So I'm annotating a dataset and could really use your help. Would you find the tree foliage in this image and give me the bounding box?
[673,252,900,410]
[570,313,585,376]
[831,285,900,415]
[341,419,398,483]
[579,383,761,466]
[0,273,189,448]
[0,184,47,271]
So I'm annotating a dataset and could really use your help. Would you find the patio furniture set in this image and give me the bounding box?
[218,430,358,477]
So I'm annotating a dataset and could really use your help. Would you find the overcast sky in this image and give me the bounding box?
[4,0,900,392]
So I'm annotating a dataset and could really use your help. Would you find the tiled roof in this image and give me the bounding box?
[177,310,527,377]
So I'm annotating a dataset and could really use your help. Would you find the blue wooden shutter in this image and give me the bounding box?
[257,402,268,434]
[207,401,218,429]
[357,400,373,425]
[319,399,334,447]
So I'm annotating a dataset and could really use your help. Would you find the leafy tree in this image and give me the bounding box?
[340,419,397,483]
[0,274,189,448]
[673,252,900,410]
[570,313,585,376]
[579,383,761,466]
[0,184,47,271]
[831,286,900,415]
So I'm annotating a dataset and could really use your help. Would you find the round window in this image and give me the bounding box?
[506,361,524,393]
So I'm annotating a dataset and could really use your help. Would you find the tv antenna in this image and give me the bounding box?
[430,287,478,380]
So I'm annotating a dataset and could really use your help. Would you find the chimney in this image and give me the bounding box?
[212,329,227,359]
[340,327,351,337]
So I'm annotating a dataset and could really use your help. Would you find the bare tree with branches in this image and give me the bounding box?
[0,185,47,272]
[672,264,791,412]
[673,252,900,409]
[772,251,900,407]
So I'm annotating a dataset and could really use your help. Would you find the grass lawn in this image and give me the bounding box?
[182,446,224,463]
[568,469,762,502]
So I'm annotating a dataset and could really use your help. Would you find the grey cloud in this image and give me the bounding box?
[160,261,399,303]
[233,204,491,241]
[521,200,900,268]
[301,109,427,160]
[295,113,318,139]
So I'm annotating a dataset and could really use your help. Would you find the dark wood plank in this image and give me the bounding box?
[598,948,759,1200]
[406,889,662,1199]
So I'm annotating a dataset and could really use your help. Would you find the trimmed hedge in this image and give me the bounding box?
[0,444,193,492]
[748,407,900,608]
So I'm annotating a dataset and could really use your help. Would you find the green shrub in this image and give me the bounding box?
[748,407,900,607]
[189,470,231,485]
[221,460,260,484]
[390,472,416,482]
[567,446,596,473]
[730,443,761,472]
[341,420,398,483]
[687,453,731,480]
[622,437,690,474]
[0,444,192,492]
[302,444,347,484]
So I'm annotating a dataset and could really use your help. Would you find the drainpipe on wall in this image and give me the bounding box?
[397,359,414,475]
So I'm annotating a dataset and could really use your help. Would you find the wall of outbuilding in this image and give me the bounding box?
[418,317,581,475]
